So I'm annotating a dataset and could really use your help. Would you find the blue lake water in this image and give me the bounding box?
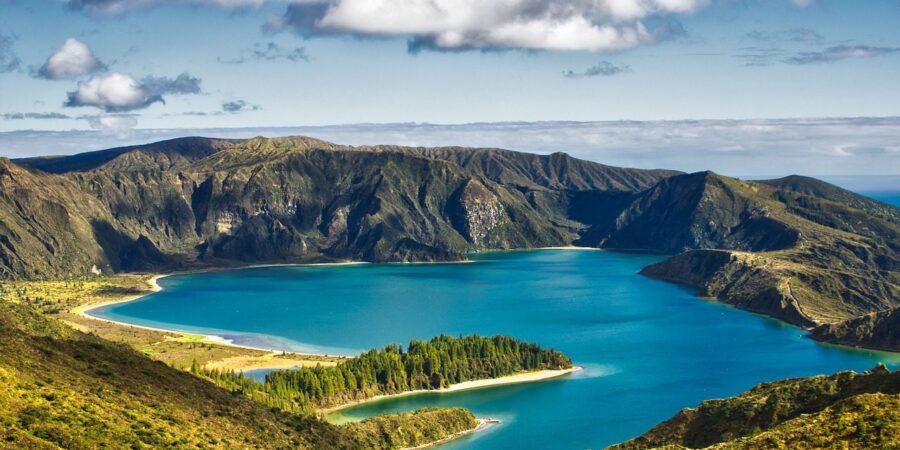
[92,250,899,449]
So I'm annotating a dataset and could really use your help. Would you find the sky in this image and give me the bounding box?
[0,0,898,179]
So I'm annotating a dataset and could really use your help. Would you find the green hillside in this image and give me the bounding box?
[0,299,480,449]
[608,365,900,450]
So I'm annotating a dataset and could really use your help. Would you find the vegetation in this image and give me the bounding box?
[608,365,900,450]
[3,136,673,277]
[2,136,898,447]
[0,274,150,314]
[342,408,479,450]
[0,299,487,449]
[3,136,898,352]
[630,172,899,349]
[198,334,572,412]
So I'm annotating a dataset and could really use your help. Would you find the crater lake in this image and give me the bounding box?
[90,250,899,449]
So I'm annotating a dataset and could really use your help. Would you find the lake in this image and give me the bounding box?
[91,250,899,449]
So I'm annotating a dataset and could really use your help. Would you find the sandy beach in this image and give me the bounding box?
[73,260,369,353]
[324,366,583,414]
[70,271,345,371]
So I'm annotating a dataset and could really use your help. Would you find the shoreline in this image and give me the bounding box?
[402,418,500,450]
[74,260,371,353]
[69,248,607,373]
[72,248,601,357]
[70,270,350,368]
[324,366,583,415]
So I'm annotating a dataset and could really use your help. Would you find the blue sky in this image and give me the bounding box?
[0,0,898,178]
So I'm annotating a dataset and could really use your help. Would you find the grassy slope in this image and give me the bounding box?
[608,366,900,450]
[0,299,478,449]
[635,173,899,339]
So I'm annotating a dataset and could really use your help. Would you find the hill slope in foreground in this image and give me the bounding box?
[608,365,900,450]
[2,136,898,353]
[0,299,483,449]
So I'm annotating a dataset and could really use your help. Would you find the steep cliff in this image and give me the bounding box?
[810,307,900,352]
[5,136,670,275]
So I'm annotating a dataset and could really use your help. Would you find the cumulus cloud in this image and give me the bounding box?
[66,0,266,17]
[36,38,105,80]
[218,42,308,64]
[265,0,706,52]
[2,112,72,120]
[64,72,202,112]
[222,100,260,113]
[563,61,631,78]
[786,45,900,64]
[0,33,22,73]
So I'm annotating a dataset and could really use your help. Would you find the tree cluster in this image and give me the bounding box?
[199,334,571,412]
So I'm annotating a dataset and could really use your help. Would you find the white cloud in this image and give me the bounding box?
[65,72,202,112]
[270,0,707,52]
[66,73,150,111]
[86,114,139,138]
[37,38,105,80]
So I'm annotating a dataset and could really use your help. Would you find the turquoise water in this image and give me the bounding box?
[92,250,899,449]
[864,190,900,207]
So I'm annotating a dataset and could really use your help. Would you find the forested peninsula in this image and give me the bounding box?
[198,335,574,412]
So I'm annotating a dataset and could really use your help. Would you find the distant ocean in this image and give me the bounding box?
[741,175,900,207]
[864,191,900,207]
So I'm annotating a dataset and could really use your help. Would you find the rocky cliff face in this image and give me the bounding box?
[641,250,816,327]
[811,307,900,352]
[3,136,672,274]
[0,158,164,279]
[449,180,506,246]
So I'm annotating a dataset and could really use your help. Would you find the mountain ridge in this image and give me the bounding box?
[4,135,900,352]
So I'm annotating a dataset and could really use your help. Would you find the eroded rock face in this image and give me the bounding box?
[215,209,243,235]
[210,216,307,262]
[325,206,350,238]
[450,180,505,246]
[811,308,900,352]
